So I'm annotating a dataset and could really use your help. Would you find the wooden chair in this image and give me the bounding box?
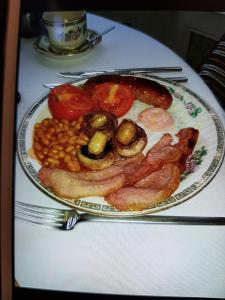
[199,34,225,108]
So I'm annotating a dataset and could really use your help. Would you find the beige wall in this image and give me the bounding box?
[90,11,225,60]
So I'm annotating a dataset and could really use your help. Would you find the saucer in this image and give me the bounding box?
[33,29,101,58]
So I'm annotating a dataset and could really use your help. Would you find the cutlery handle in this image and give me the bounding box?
[164,76,188,83]
[75,26,115,51]
[57,66,183,77]
[88,26,115,43]
[79,214,225,225]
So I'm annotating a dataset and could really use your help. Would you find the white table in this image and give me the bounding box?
[15,13,225,298]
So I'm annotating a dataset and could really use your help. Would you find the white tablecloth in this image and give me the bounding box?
[15,13,225,298]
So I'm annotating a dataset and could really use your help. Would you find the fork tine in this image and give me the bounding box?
[15,201,64,216]
[15,208,64,228]
[15,209,64,222]
[15,215,62,228]
[15,209,64,225]
[15,201,78,230]
[15,201,64,228]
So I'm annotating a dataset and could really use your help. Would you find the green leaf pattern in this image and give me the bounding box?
[168,87,202,118]
[181,146,208,179]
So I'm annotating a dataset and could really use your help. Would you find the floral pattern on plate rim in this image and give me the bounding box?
[17,75,225,216]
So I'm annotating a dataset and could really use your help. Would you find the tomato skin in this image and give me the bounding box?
[91,83,135,117]
[48,84,95,120]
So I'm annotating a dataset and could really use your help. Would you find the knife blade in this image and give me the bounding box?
[57,66,183,78]
[43,76,188,89]
[80,214,225,225]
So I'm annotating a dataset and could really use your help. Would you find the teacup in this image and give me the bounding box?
[42,11,87,53]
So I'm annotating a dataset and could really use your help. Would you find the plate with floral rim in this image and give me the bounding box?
[17,74,225,216]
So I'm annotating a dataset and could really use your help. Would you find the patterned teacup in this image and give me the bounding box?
[42,11,87,53]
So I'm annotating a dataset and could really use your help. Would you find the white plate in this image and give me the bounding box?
[33,29,101,58]
[17,75,225,216]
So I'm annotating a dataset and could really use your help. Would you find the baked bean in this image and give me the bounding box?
[49,141,58,147]
[42,119,50,127]
[51,148,58,154]
[58,151,65,158]
[55,126,62,134]
[52,153,59,160]
[52,119,59,124]
[79,132,89,141]
[71,120,77,127]
[61,119,69,125]
[75,144,81,149]
[33,117,89,172]
[76,138,87,145]
[66,160,80,172]
[53,144,63,151]
[36,151,45,160]
[65,145,75,153]
[48,151,56,158]
[59,136,69,144]
[34,142,42,151]
[68,136,77,144]
[35,123,41,129]
[47,157,60,166]
[68,129,74,137]
[63,124,70,131]
[48,127,56,135]
[74,123,81,130]
[64,154,71,163]
[41,136,50,146]
[45,133,52,140]
[71,149,77,156]
[36,129,43,138]
[57,132,64,139]
[43,147,49,155]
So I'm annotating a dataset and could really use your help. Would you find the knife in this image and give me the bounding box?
[57,66,183,78]
[43,76,188,89]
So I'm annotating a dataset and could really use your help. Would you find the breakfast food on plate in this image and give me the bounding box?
[89,82,135,117]
[83,74,173,109]
[31,74,201,211]
[138,107,174,132]
[76,117,147,169]
[39,167,126,199]
[105,128,199,211]
[174,127,200,173]
[114,119,147,157]
[122,127,199,186]
[81,111,118,140]
[105,163,180,211]
[32,116,89,172]
[48,84,94,120]
[38,128,199,211]
[77,133,116,170]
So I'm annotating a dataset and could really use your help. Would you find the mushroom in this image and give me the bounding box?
[114,119,147,157]
[77,131,116,170]
[81,111,118,140]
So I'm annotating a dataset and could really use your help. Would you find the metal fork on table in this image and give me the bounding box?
[15,201,225,230]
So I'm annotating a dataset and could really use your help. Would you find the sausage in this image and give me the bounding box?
[83,74,173,110]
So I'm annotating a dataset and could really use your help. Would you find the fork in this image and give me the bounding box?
[15,201,225,230]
